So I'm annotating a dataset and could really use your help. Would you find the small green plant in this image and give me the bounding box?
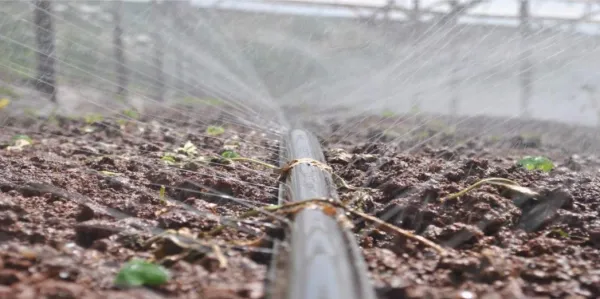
[23,108,38,118]
[410,104,421,114]
[0,86,20,99]
[84,114,104,124]
[552,229,569,238]
[176,141,198,156]
[382,110,395,118]
[122,109,139,120]
[100,170,119,176]
[114,259,169,287]
[206,126,225,136]
[489,135,501,142]
[12,134,32,143]
[115,94,127,103]
[221,150,240,159]
[0,98,9,110]
[7,135,32,151]
[161,154,177,165]
[201,98,223,106]
[416,130,430,140]
[180,97,197,104]
[517,156,554,172]
[159,185,166,204]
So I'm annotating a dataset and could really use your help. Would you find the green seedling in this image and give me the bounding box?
[221,150,240,159]
[206,126,225,136]
[115,94,126,103]
[0,98,9,110]
[7,135,32,151]
[489,135,501,142]
[180,97,198,104]
[382,110,395,118]
[0,86,19,99]
[159,185,166,198]
[23,108,38,118]
[416,130,430,140]
[517,156,554,172]
[201,98,223,106]
[176,141,197,156]
[100,170,119,176]
[161,154,177,165]
[552,229,569,238]
[180,97,223,106]
[114,259,169,287]
[12,134,32,143]
[409,104,421,114]
[159,185,166,204]
[122,109,139,120]
[84,114,104,124]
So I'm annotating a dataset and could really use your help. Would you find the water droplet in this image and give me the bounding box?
[459,291,474,299]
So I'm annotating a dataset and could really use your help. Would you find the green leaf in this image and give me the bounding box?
[381,110,395,118]
[122,109,139,119]
[176,141,197,156]
[100,170,119,176]
[84,114,104,124]
[12,134,32,143]
[161,154,177,165]
[206,126,225,136]
[517,156,554,172]
[0,98,10,110]
[114,259,169,287]
[221,150,240,159]
[159,185,166,201]
[552,229,569,238]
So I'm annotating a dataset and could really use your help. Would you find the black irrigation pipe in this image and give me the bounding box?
[268,128,376,299]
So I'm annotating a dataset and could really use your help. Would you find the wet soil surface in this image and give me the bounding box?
[1,110,600,298]
[324,114,600,299]
[0,110,280,299]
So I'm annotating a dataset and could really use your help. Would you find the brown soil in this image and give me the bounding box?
[325,114,600,299]
[1,110,600,299]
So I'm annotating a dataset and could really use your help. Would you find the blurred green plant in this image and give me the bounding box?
[0,98,10,110]
[161,154,177,165]
[122,109,139,119]
[552,229,569,238]
[23,108,38,118]
[100,170,119,176]
[114,259,169,287]
[12,134,32,143]
[177,141,198,156]
[206,126,225,136]
[517,156,554,172]
[382,110,395,118]
[409,104,420,114]
[0,86,20,99]
[84,114,104,124]
[180,97,224,106]
[159,185,166,204]
[221,150,240,159]
[6,135,32,151]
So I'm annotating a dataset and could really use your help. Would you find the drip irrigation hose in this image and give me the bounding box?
[276,129,376,299]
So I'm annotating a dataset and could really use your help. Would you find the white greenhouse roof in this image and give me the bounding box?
[191,0,600,22]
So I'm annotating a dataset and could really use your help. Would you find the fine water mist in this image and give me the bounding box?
[2,1,600,299]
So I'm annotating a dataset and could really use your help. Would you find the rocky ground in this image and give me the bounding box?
[1,109,600,298]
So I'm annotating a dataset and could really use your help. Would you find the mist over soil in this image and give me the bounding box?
[1,109,599,299]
